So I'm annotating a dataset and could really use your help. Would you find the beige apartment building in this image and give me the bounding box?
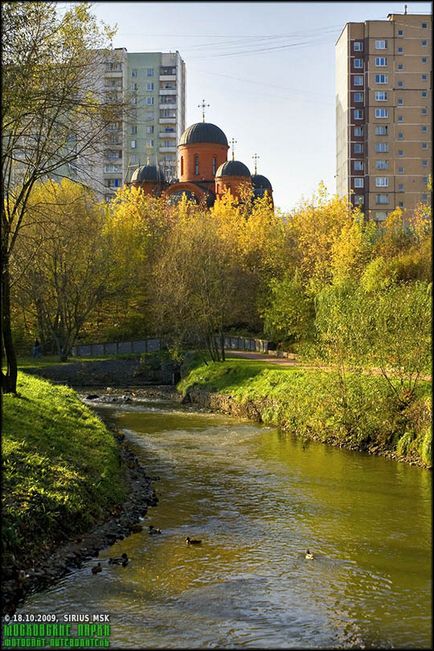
[336,12,432,221]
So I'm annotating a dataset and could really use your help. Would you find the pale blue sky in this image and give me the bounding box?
[88,1,431,211]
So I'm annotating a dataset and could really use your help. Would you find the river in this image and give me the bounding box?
[18,396,432,648]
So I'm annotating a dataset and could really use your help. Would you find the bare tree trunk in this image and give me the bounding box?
[1,262,18,393]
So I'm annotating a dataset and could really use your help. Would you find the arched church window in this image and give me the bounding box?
[212,157,217,175]
[181,156,184,176]
[194,155,199,175]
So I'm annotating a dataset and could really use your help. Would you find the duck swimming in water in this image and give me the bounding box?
[305,549,314,560]
[149,525,162,535]
[185,537,202,545]
[91,562,102,575]
[109,553,129,566]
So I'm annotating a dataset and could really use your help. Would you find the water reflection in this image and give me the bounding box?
[19,401,432,648]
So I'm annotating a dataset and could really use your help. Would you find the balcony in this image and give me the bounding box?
[159,89,177,95]
[159,118,176,124]
[159,131,176,138]
[159,146,176,153]
[159,104,177,110]
[159,75,176,82]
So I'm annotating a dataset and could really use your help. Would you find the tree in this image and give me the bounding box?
[152,204,238,361]
[13,179,111,360]
[2,2,120,391]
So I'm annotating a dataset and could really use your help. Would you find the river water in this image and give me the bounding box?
[19,397,432,648]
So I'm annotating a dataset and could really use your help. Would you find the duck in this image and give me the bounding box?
[91,562,102,575]
[305,549,315,560]
[149,526,162,535]
[185,537,202,546]
[108,553,129,566]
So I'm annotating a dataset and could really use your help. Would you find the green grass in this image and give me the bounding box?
[179,361,432,467]
[2,373,127,565]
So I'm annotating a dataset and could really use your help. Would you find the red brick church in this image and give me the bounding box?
[128,116,273,207]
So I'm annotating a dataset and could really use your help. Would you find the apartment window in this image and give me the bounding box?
[354,75,364,86]
[398,167,404,174]
[398,184,404,192]
[354,126,364,136]
[421,57,427,63]
[146,126,154,134]
[146,97,154,105]
[397,47,403,54]
[131,69,138,77]
[375,39,387,49]
[146,139,154,147]
[375,74,388,84]
[398,149,404,156]
[376,177,389,187]
[397,115,403,122]
[354,160,364,171]
[398,201,404,208]
[421,22,428,28]
[355,195,364,205]
[421,40,428,46]
[375,108,389,118]
[421,74,428,80]
[376,194,389,204]
[354,178,364,188]
[131,96,137,105]
[421,142,428,149]
[354,92,364,102]
[375,125,388,135]
[397,98,403,106]
[194,154,199,175]
[375,91,388,101]
[354,58,363,69]
[146,68,154,77]
[421,194,428,202]
[375,142,389,153]
[375,57,387,67]
[131,82,138,91]
[353,41,363,51]
[131,140,136,149]
[421,126,428,133]
[422,160,428,167]
[423,177,428,185]
[421,90,428,97]
[421,108,428,115]
[375,212,387,221]
[376,160,389,170]
[354,109,364,119]
[397,63,404,70]
[105,178,122,188]
[398,30,403,36]
[354,143,364,153]
[146,82,154,91]
[131,125,137,135]
[397,80,404,87]
[398,132,404,139]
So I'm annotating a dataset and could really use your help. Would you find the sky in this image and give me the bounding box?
[85,1,432,211]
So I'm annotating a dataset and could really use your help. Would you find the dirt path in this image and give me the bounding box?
[227,351,298,365]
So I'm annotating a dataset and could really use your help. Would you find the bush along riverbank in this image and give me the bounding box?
[179,362,432,468]
[2,373,158,615]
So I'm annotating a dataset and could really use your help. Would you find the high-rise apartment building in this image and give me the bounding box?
[79,48,186,201]
[336,12,431,221]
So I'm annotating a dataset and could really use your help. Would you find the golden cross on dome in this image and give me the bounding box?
[229,138,237,161]
[252,153,260,175]
[198,99,210,122]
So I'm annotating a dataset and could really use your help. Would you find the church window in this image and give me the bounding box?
[194,155,199,175]
[181,156,184,175]
[212,157,217,175]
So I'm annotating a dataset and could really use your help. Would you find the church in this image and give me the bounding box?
[128,113,273,207]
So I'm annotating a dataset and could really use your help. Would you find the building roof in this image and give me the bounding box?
[130,164,164,183]
[252,174,272,190]
[215,160,251,178]
[179,122,228,146]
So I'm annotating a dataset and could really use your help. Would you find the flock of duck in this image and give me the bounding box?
[91,526,203,575]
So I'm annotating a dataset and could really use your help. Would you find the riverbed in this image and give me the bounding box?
[18,395,432,648]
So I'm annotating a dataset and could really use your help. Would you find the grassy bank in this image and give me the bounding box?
[179,361,432,468]
[2,373,128,568]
